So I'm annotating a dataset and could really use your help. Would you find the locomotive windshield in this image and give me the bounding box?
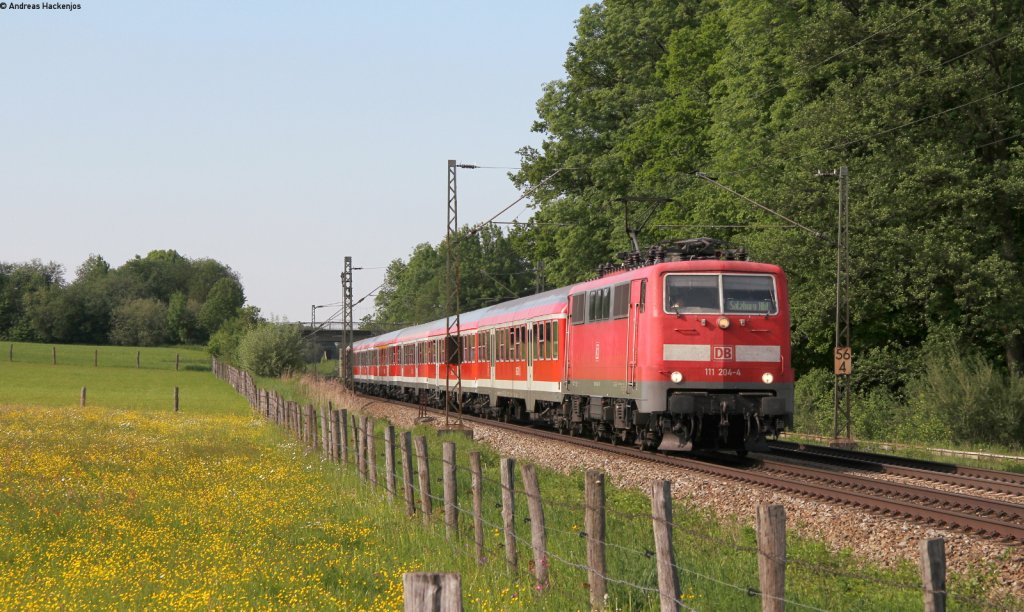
[664,274,778,315]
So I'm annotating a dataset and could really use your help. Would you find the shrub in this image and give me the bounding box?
[905,348,1024,448]
[236,322,305,377]
[109,298,168,346]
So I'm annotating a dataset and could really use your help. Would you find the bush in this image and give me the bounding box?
[236,322,305,377]
[793,367,834,436]
[109,298,168,346]
[905,348,1024,448]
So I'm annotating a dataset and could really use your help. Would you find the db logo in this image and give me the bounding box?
[712,346,734,361]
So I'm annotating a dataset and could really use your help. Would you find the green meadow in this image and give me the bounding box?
[0,343,1017,610]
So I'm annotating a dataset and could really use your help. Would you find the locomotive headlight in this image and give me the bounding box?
[670,371,684,383]
[761,372,774,384]
[717,317,731,329]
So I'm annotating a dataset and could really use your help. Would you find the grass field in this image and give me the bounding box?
[0,344,1016,609]
[2,342,211,371]
[0,346,532,608]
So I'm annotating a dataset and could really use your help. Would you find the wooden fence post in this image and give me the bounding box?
[175,353,180,371]
[320,405,330,456]
[651,480,680,612]
[331,409,342,462]
[367,418,378,486]
[585,470,607,608]
[470,451,484,565]
[443,441,458,539]
[920,537,946,612]
[94,349,98,367]
[520,463,548,588]
[384,425,396,502]
[757,504,786,612]
[80,386,86,407]
[500,457,517,570]
[402,572,462,612]
[174,386,179,412]
[414,435,432,524]
[308,405,318,447]
[8,344,11,362]
[340,408,350,463]
[401,431,416,516]
[52,346,56,365]
[136,350,140,368]
[355,416,364,479]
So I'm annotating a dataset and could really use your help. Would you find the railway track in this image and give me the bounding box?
[378,396,1024,542]
[768,440,1024,497]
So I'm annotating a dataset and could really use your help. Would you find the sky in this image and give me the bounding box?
[0,0,585,324]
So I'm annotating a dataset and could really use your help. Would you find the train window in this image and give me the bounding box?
[535,323,544,361]
[570,293,585,325]
[552,321,559,359]
[640,280,646,313]
[588,287,611,322]
[612,283,629,319]
[665,275,720,313]
[723,275,778,314]
[543,321,551,359]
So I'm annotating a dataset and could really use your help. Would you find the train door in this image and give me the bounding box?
[625,279,645,392]
[489,330,496,387]
[526,324,534,391]
[565,293,581,389]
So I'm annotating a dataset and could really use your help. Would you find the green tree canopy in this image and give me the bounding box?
[513,0,1024,381]
[0,251,246,346]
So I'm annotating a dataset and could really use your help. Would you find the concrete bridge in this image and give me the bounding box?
[298,322,375,360]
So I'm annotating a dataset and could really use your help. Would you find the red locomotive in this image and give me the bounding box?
[352,239,794,454]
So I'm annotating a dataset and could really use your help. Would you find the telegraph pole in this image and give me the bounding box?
[818,166,853,444]
[445,160,463,427]
[342,256,354,390]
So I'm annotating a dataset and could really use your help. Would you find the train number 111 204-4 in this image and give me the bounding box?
[705,368,742,377]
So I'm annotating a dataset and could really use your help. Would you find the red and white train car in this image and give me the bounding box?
[353,243,794,453]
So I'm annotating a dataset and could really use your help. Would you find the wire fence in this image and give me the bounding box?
[213,359,1012,611]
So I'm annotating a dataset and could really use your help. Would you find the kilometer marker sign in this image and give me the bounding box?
[834,346,852,375]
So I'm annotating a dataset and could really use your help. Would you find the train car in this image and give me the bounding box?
[352,239,794,454]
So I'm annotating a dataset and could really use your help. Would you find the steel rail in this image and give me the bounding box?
[363,393,1024,542]
[748,458,1024,521]
[767,443,1024,498]
[770,440,1024,493]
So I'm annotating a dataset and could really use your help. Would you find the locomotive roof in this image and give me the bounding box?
[354,285,570,349]
[353,259,784,350]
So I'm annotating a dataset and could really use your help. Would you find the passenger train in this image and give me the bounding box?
[352,239,794,454]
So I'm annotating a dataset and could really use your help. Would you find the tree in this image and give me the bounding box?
[0,260,65,341]
[198,277,245,334]
[514,0,1024,385]
[236,322,304,377]
[167,291,200,344]
[109,298,168,346]
[207,306,261,360]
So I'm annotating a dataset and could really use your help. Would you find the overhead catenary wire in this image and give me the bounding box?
[301,282,385,339]
[712,72,1024,180]
[807,0,940,71]
[693,172,828,240]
